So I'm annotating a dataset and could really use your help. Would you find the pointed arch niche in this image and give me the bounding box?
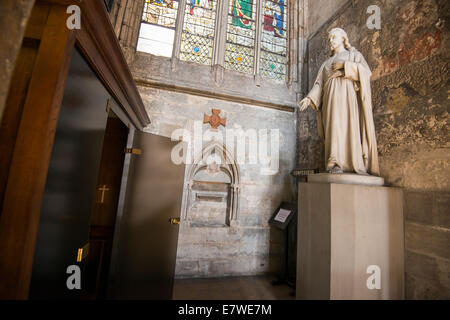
[181,141,240,227]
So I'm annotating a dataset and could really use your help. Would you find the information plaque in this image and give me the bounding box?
[268,202,296,230]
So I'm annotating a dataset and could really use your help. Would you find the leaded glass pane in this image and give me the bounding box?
[260,0,287,81]
[137,1,179,57]
[142,0,178,28]
[180,0,217,65]
[225,0,256,74]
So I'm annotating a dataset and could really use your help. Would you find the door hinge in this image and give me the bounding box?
[125,147,142,155]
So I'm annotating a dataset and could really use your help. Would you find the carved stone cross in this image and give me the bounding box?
[204,109,226,129]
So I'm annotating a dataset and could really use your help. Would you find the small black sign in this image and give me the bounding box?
[268,202,296,230]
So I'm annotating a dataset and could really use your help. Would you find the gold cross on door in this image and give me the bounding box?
[97,185,110,204]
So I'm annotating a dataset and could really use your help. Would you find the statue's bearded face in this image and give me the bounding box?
[328,31,344,51]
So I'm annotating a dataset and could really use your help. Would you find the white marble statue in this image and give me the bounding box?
[298,28,380,176]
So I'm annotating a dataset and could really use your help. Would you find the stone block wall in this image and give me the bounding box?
[109,0,145,64]
[130,59,297,277]
[306,0,348,37]
[300,0,449,299]
[109,0,299,279]
[0,0,35,123]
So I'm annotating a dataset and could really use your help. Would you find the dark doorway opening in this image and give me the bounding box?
[82,114,129,300]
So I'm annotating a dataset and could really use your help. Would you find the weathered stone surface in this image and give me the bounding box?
[209,260,234,276]
[301,0,450,299]
[175,260,199,276]
[176,242,240,260]
[240,241,270,256]
[0,0,35,122]
[238,214,263,227]
[202,227,241,244]
[405,191,434,225]
[406,273,450,300]
[402,159,450,191]
[405,250,450,291]
[111,0,145,64]
[231,255,271,275]
[242,226,268,238]
[131,53,297,110]
[434,192,450,229]
[405,222,450,260]
[404,190,450,229]
[138,84,296,278]
[306,0,348,38]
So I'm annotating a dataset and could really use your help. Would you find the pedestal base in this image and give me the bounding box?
[296,181,404,300]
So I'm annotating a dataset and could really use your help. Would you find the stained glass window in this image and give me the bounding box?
[224,0,257,74]
[260,0,288,81]
[137,0,179,57]
[179,0,217,65]
[136,0,290,82]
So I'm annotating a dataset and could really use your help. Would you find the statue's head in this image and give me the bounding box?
[328,28,353,55]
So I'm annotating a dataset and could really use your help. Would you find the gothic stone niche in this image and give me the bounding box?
[181,141,240,227]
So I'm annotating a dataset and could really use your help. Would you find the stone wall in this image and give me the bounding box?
[0,0,35,123]
[306,0,348,37]
[109,0,145,64]
[129,43,298,277]
[300,0,449,299]
[131,78,296,277]
[116,0,298,280]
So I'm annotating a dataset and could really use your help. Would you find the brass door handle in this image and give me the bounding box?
[169,218,180,225]
[77,243,89,262]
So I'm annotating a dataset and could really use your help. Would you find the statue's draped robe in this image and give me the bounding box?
[307,49,380,176]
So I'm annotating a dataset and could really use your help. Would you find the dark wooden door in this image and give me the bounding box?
[83,115,129,300]
[29,48,110,299]
[109,132,186,299]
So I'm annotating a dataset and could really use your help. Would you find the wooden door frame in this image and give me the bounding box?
[0,0,149,299]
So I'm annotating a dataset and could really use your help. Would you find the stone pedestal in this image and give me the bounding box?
[296,174,404,300]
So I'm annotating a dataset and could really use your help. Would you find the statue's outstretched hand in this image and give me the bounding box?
[298,97,311,112]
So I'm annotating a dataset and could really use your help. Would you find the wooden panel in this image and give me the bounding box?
[76,0,150,130]
[28,47,110,300]
[90,117,129,228]
[23,3,50,40]
[83,116,128,300]
[0,0,149,299]
[110,132,185,299]
[0,3,76,299]
[0,1,50,212]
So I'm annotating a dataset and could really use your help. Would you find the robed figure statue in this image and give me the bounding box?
[298,28,380,176]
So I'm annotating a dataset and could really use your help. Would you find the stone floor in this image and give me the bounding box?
[173,276,295,300]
